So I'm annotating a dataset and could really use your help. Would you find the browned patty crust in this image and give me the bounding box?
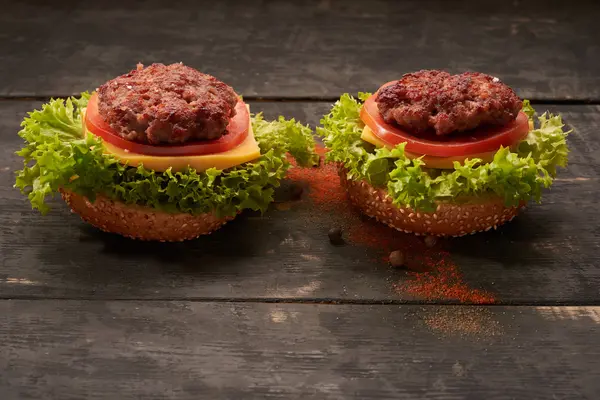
[376,70,523,136]
[97,63,238,144]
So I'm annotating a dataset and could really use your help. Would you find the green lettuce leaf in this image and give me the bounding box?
[15,93,317,217]
[317,93,570,212]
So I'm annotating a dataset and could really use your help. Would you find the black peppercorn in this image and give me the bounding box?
[424,235,437,248]
[328,227,344,245]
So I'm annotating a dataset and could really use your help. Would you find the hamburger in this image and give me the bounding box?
[15,63,318,241]
[318,70,570,237]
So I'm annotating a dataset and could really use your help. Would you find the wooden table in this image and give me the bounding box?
[1,1,599,398]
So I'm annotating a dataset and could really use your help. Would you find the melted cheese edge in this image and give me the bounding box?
[85,107,261,173]
[360,125,389,149]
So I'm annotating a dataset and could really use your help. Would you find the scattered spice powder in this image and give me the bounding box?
[421,307,502,339]
[396,253,496,304]
[286,144,496,305]
[286,146,346,214]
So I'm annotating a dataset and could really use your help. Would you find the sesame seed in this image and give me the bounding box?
[492,77,500,83]
[408,213,415,218]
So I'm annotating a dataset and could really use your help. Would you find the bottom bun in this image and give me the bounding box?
[338,168,524,237]
[60,189,236,242]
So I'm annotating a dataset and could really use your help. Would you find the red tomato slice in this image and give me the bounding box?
[360,93,530,158]
[85,92,249,156]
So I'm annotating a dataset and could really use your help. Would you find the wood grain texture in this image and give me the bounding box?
[1,101,599,303]
[0,301,599,400]
[1,0,600,99]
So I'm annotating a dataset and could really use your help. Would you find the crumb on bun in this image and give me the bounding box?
[60,189,236,241]
[338,167,524,237]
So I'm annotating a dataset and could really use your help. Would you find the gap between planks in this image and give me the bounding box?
[1,295,600,307]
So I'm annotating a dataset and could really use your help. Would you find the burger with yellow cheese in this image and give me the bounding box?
[15,63,317,241]
[318,70,570,237]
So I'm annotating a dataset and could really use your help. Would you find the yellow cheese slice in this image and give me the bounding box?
[85,110,261,173]
[361,125,389,149]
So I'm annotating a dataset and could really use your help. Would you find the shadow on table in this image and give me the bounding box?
[26,194,575,301]
[447,210,553,265]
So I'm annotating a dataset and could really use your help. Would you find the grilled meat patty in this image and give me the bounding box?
[376,70,523,136]
[97,63,238,145]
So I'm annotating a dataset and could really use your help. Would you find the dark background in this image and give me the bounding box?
[1,0,599,398]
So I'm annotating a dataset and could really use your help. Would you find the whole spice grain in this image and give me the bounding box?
[328,227,344,245]
[424,235,437,248]
[389,250,405,268]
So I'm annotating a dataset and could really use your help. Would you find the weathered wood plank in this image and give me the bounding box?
[1,0,599,99]
[0,301,598,399]
[0,101,598,303]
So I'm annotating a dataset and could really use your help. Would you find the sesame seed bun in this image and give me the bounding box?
[338,167,525,237]
[60,189,236,241]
